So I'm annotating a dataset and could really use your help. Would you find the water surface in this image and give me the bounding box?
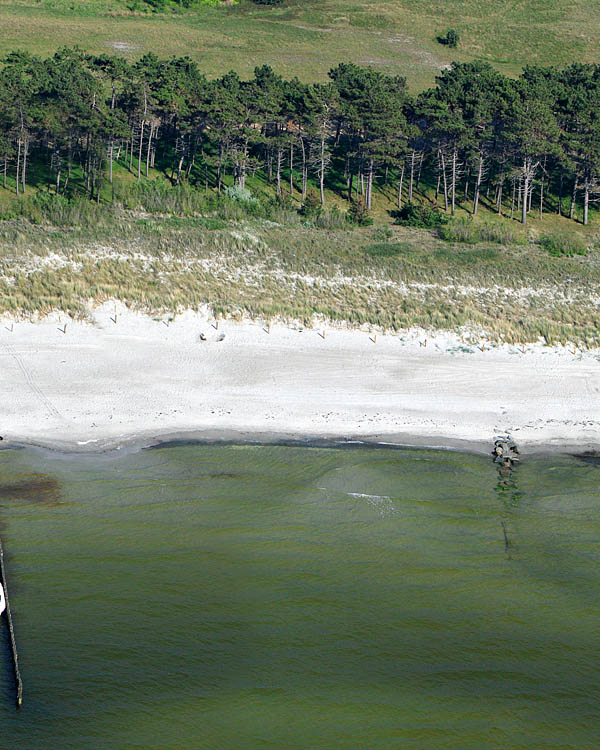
[0,444,598,749]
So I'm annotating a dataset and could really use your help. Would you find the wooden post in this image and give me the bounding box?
[0,537,23,707]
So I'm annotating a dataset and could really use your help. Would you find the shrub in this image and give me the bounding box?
[316,206,348,230]
[439,216,527,245]
[224,185,257,203]
[540,231,587,256]
[433,246,500,265]
[14,192,112,228]
[365,242,412,257]
[300,189,322,219]
[394,202,448,229]
[437,29,459,47]
[475,221,526,245]
[347,197,373,226]
[438,216,477,243]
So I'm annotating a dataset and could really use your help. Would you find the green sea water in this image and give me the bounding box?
[0,443,598,749]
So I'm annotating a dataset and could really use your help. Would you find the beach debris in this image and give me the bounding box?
[216,332,226,342]
[492,435,520,468]
[199,332,207,342]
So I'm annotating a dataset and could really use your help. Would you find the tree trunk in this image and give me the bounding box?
[217,143,223,193]
[415,152,424,191]
[137,120,144,180]
[276,146,282,196]
[583,179,589,226]
[472,155,483,216]
[510,178,516,220]
[319,136,326,206]
[240,143,248,189]
[521,162,529,225]
[366,158,374,210]
[15,138,21,196]
[408,150,415,202]
[145,122,153,178]
[300,139,307,199]
[539,156,547,219]
[289,143,294,194]
[570,177,578,220]
[440,150,448,211]
[557,173,563,216]
[451,147,457,215]
[496,176,503,216]
[397,164,405,208]
[21,137,28,193]
[63,138,72,193]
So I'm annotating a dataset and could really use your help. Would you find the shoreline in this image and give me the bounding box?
[2,303,600,459]
[4,428,599,459]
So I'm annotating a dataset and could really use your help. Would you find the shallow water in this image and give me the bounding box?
[0,444,598,749]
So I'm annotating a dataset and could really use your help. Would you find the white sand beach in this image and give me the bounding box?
[1,302,599,454]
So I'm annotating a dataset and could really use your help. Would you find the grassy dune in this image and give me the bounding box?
[2,210,600,346]
[0,0,599,89]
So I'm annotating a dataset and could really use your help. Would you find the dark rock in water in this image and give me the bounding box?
[492,436,520,467]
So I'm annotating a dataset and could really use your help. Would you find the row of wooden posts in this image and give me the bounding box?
[0,536,23,708]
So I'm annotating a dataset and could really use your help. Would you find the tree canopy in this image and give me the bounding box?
[1,49,599,224]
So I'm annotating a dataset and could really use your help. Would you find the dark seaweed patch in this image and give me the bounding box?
[0,474,62,503]
[571,452,600,466]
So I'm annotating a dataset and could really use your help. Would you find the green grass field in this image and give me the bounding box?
[1,0,599,90]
